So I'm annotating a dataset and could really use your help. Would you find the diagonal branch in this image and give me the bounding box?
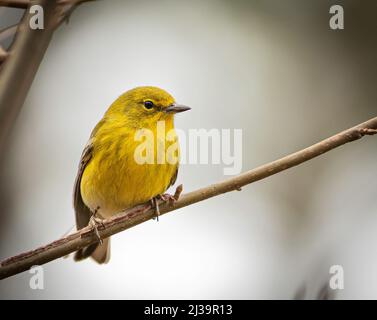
[0,24,18,46]
[0,116,376,280]
[0,0,95,156]
[0,0,57,156]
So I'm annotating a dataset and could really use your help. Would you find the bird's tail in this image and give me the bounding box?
[74,238,111,264]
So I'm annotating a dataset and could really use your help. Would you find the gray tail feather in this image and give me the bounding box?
[74,238,111,264]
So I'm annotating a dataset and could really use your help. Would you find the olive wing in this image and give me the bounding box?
[73,141,93,230]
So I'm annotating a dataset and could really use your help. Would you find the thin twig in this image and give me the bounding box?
[0,46,9,62]
[0,24,18,46]
[0,0,29,8]
[53,0,97,28]
[0,116,376,280]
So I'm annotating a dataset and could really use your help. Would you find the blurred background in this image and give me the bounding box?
[0,0,376,299]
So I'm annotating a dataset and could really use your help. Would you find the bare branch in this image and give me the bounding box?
[0,0,58,155]
[0,24,18,45]
[53,0,97,28]
[0,46,9,62]
[0,0,95,156]
[0,116,376,280]
[0,0,29,8]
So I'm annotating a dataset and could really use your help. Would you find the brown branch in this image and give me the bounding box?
[0,46,9,62]
[0,24,18,45]
[0,116,376,280]
[0,0,58,156]
[53,0,97,29]
[0,0,29,8]
[0,0,94,7]
[0,0,95,156]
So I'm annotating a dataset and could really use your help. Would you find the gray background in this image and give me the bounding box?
[0,0,376,299]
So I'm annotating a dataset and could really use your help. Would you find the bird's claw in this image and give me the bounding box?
[158,193,177,205]
[151,186,183,222]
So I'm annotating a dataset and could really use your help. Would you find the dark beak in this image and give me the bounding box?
[164,104,191,114]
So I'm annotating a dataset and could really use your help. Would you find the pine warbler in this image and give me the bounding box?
[73,86,190,263]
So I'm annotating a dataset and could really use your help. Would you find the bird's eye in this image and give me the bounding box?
[144,100,154,110]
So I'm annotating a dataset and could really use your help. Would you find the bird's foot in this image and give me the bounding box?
[159,184,183,205]
[89,207,104,244]
[150,185,183,222]
[158,193,177,205]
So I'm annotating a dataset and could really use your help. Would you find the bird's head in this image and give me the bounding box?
[105,86,190,129]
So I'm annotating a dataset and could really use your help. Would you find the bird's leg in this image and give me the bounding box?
[150,185,183,222]
[89,206,104,244]
[151,197,160,221]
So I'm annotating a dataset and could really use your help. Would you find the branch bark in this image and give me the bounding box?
[0,116,376,280]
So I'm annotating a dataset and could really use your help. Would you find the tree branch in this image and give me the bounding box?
[0,0,94,156]
[0,116,376,280]
[0,24,18,46]
[0,46,9,62]
[0,0,29,8]
[0,0,59,156]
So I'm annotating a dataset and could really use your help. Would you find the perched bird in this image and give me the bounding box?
[73,86,190,263]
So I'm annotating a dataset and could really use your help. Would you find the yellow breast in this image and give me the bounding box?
[80,118,179,218]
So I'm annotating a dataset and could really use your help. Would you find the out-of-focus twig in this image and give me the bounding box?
[0,46,9,62]
[317,282,336,300]
[294,281,336,300]
[0,0,57,155]
[0,116,376,280]
[54,0,97,27]
[0,0,29,8]
[0,24,18,45]
[0,0,95,156]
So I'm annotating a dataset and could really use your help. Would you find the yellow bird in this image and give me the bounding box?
[73,86,190,263]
